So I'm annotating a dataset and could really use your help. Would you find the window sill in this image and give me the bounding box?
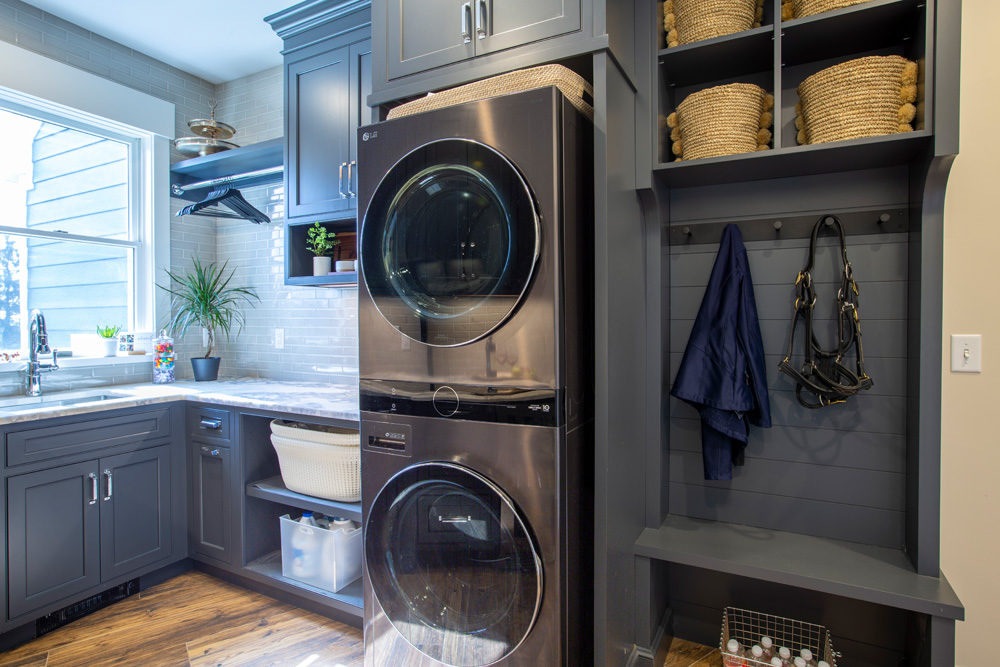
[0,354,152,373]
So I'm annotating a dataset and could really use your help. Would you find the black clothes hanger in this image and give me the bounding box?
[178,187,271,224]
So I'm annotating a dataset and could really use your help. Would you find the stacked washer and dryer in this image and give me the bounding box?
[356,87,593,667]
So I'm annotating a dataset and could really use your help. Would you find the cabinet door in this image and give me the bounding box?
[99,445,173,581]
[286,44,352,221]
[348,39,373,198]
[191,442,233,565]
[386,0,475,80]
[477,0,580,55]
[7,461,100,619]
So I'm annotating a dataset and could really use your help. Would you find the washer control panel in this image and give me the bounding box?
[360,379,561,427]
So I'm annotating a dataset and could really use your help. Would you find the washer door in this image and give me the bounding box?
[365,462,543,667]
[360,139,540,347]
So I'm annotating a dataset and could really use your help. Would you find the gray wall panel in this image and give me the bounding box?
[669,483,905,548]
[670,419,907,474]
[668,450,905,511]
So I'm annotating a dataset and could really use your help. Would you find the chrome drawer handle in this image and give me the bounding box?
[200,418,222,430]
[89,472,98,505]
[339,162,347,198]
[347,160,356,197]
[461,2,472,43]
[476,0,488,39]
[201,446,221,457]
[103,469,112,501]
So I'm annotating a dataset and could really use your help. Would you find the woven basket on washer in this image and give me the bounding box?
[386,64,593,120]
[666,83,774,161]
[270,420,360,502]
[663,0,764,48]
[781,0,871,21]
[795,55,919,145]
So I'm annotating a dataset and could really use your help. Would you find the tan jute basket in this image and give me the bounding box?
[795,55,919,145]
[664,0,764,48]
[782,0,871,21]
[666,83,774,161]
[386,64,593,120]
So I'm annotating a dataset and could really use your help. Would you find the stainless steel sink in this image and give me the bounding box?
[37,394,117,407]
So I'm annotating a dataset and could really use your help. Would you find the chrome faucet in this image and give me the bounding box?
[25,310,59,396]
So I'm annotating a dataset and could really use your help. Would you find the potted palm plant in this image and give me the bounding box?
[157,258,260,381]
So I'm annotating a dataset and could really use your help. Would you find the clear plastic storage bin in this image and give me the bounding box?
[279,514,362,593]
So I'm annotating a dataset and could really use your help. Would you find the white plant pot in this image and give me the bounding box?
[313,256,332,276]
[98,337,118,357]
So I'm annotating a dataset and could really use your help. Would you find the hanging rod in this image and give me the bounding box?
[171,165,283,196]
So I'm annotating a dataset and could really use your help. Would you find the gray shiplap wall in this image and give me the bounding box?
[667,229,909,549]
[0,1,360,391]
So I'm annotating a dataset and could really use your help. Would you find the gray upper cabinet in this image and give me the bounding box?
[385,0,580,80]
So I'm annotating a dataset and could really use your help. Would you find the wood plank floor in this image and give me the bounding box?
[663,638,722,667]
[0,571,364,667]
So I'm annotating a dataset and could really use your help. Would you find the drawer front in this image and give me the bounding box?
[5,409,172,467]
[188,406,232,443]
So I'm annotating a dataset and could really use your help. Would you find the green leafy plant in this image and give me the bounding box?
[96,324,122,339]
[306,222,340,256]
[157,258,260,358]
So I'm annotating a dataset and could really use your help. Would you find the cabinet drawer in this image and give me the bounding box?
[5,409,172,467]
[188,406,232,443]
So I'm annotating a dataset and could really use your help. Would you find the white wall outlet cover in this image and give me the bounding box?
[951,334,982,373]
[275,328,285,350]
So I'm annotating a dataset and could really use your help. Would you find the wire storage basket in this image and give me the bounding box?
[664,0,765,48]
[795,55,919,146]
[269,420,360,502]
[782,0,872,21]
[666,83,774,161]
[721,607,839,666]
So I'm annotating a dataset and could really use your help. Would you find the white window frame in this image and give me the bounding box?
[0,40,174,355]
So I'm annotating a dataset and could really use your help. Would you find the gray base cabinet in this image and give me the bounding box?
[190,442,233,565]
[6,443,173,621]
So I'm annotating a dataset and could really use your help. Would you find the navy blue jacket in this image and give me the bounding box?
[670,224,771,480]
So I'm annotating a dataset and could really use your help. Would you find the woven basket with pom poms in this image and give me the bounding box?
[782,0,872,21]
[666,83,774,161]
[795,55,919,145]
[663,0,764,48]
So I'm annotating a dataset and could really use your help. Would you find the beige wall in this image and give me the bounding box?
[941,2,1000,664]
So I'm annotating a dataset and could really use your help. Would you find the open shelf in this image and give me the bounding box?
[635,515,964,620]
[780,0,923,68]
[658,26,774,87]
[244,550,363,617]
[653,130,931,186]
[246,476,362,523]
[170,138,284,202]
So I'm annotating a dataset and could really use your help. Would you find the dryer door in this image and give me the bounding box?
[360,139,541,347]
[365,461,543,666]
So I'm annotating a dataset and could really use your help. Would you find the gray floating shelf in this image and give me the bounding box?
[170,138,284,202]
[635,515,964,620]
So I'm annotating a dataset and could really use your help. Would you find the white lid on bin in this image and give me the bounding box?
[727,639,740,654]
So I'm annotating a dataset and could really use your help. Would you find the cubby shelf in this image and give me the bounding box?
[636,515,964,620]
[243,551,363,615]
[246,476,362,523]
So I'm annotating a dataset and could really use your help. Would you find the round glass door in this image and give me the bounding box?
[361,139,540,347]
[365,462,543,667]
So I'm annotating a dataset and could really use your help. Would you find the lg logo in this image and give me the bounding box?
[362,130,378,141]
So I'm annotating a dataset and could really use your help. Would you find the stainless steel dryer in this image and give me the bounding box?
[356,87,591,421]
[360,387,591,667]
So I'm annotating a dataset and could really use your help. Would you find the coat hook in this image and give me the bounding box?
[773,220,783,232]
[878,213,891,224]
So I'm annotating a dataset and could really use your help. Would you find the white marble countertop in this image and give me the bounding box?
[0,378,359,425]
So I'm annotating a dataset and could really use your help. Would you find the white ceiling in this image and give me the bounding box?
[22,0,290,84]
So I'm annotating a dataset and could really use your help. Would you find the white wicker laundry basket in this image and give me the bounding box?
[269,420,361,502]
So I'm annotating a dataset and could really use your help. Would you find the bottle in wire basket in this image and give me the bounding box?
[771,658,784,667]
[793,657,806,667]
[817,662,830,667]
[777,647,793,667]
[748,645,765,664]
[760,637,775,662]
[724,639,746,667]
[799,648,816,666]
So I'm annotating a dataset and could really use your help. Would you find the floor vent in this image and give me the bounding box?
[35,578,140,637]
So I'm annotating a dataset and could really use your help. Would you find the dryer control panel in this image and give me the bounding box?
[360,379,561,427]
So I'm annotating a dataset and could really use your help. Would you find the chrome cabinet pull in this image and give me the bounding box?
[88,472,98,505]
[438,515,472,524]
[103,469,112,501]
[461,2,472,43]
[201,446,221,457]
[338,162,347,198]
[199,418,222,430]
[347,161,356,197]
[476,0,488,39]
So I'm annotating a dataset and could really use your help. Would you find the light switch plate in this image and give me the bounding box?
[951,334,982,373]
[275,328,285,350]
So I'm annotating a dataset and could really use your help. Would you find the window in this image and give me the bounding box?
[0,99,145,353]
